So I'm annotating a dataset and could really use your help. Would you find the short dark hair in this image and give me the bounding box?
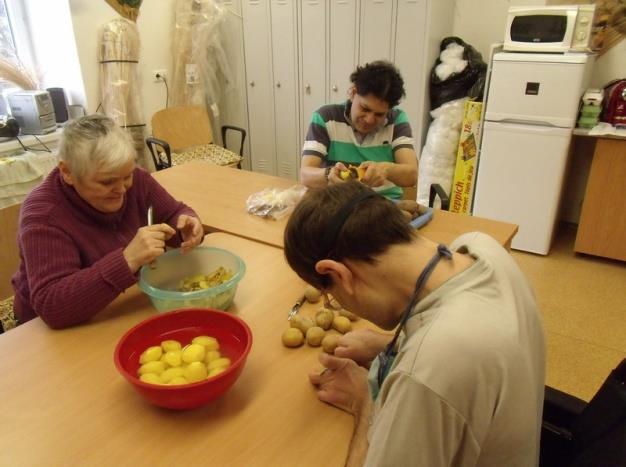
[284,182,414,290]
[350,60,406,108]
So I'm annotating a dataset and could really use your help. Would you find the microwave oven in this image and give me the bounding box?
[503,5,595,53]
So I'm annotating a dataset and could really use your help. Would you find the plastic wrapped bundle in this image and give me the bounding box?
[99,18,150,169]
[171,0,234,115]
[417,98,467,207]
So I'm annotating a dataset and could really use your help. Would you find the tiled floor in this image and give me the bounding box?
[511,223,626,401]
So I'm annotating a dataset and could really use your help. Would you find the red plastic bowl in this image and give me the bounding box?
[114,308,253,410]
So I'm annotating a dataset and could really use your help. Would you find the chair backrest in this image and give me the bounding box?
[0,203,21,299]
[151,106,214,152]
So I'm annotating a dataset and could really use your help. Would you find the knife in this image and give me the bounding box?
[147,205,157,269]
[287,294,307,321]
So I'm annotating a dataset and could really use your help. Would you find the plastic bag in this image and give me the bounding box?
[429,37,487,110]
[417,98,468,207]
[246,185,307,220]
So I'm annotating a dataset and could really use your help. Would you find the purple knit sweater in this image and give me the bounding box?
[12,167,197,329]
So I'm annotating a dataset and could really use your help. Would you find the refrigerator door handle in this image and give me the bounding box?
[492,118,562,128]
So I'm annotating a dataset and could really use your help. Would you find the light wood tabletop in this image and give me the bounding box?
[0,235,616,465]
[0,233,361,466]
[153,161,518,249]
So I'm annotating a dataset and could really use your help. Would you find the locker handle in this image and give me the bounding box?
[305,84,311,94]
[332,85,338,92]
[276,82,281,88]
[249,81,255,87]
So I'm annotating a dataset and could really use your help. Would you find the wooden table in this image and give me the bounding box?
[154,161,518,249]
[0,233,360,466]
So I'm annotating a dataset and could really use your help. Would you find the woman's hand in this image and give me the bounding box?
[123,224,176,273]
[334,329,393,368]
[309,352,372,417]
[177,214,204,253]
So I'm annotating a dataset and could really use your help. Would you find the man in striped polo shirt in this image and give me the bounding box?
[300,61,418,200]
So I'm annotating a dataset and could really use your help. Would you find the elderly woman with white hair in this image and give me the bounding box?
[11,115,204,329]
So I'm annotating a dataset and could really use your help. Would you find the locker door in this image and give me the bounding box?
[359,0,394,64]
[220,0,252,170]
[329,0,358,101]
[394,0,427,147]
[270,0,299,180]
[300,0,327,158]
[242,0,276,174]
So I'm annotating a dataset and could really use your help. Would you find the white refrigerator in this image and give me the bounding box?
[473,52,594,254]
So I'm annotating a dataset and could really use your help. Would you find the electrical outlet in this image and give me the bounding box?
[153,69,167,83]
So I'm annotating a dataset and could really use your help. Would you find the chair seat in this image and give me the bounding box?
[0,296,16,332]
[172,144,242,168]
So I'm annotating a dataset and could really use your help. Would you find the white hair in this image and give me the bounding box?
[58,115,135,179]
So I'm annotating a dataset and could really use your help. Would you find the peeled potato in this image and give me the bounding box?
[315,308,334,330]
[332,316,352,334]
[321,335,339,354]
[282,328,305,348]
[290,315,315,335]
[140,373,163,384]
[306,326,325,347]
[338,309,359,321]
[304,285,322,303]
[139,346,163,364]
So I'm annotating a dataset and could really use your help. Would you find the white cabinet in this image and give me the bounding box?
[226,0,453,179]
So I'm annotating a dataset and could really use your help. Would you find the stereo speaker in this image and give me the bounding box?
[46,87,69,123]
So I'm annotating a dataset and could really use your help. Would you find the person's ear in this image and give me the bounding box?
[58,161,75,186]
[348,86,356,100]
[315,259,355,296]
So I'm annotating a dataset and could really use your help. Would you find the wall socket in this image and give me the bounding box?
[153,69,167,83]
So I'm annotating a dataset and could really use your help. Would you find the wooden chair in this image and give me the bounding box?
[145,106,246,171]
[0,203,20,333]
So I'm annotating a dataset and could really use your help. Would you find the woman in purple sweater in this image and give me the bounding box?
[11,115,204,329]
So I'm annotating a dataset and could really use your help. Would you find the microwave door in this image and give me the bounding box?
[510,14,568,44]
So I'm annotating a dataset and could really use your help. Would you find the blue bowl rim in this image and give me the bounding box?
[138,247,246,299]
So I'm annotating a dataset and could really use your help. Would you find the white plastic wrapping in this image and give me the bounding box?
[417,98,468,207]
[171,0,234,114]
[99,18,150,169]
[246,185,307,220]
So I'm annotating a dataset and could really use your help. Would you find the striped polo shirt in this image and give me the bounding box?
[302,101,414,199]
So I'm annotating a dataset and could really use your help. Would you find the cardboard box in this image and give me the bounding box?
[449,100,482,214]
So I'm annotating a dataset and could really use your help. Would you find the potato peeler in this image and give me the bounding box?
[287,294,307,321]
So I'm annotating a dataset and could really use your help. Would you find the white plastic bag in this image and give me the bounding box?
[246,185,307,220]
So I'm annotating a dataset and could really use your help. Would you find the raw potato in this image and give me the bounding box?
[304,285,322,303]
[306,326,325,347]
[332,316,352,334]
[282,328,305,348]
[338,309,359,321]
[290,315,315,335]
[321,335,339,354]
[315,309,334,330]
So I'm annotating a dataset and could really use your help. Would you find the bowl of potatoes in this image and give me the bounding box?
[139,246,245,312]
[114,307,253,409]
